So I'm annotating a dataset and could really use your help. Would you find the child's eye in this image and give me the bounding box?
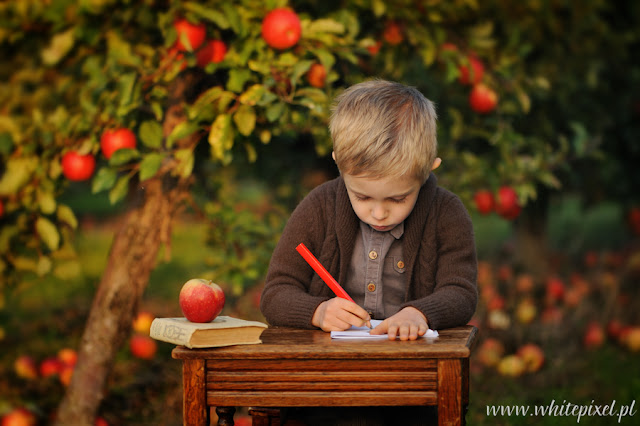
[390,197,406,204]
[355,195,370,201]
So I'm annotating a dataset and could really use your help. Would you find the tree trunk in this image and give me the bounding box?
[55,74,200,425]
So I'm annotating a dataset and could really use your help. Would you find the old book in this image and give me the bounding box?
[150,316,268,349]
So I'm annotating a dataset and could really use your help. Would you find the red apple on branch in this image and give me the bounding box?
[382,20,404,45]
[173,18,206,52]
[14,355,38,380]
[469,83,498,114]
[100,128,137,160]
[495,186,521,220]
[61,151,96,181]
[1,407,36,426]
[473,190,495,215]
[179,278,225,323]
[306,63,327,88]
[261,8,301,50]
[196,39,227,67]
[459,56,484,85]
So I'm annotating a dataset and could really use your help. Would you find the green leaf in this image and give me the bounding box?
[266,102,285,122]
[238,84,266,106]
[109,148,140,166]
[37,189,57,215]
[227,69,251,93]
[36,256,52,277]
[372,0,386,16]
[291,60,314,84]
[109,175,130,205]
[183,2,230,29]
[306,18,345,35]
[0,157,38,196]
[57,204,78,229]
[233,105,256,136]
[167,121,200,148]
[208,114,234,163]
[174,149,195,178]
[41,28,75,66]
[139,120,164,149]
[92,167,118,193]
[36,216,60,251]
[139,153,164,181]
[189,86,226,120]
[310,48,335,70]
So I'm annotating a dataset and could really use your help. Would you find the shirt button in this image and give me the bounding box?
[368,250,378,260]
[397,260,405,269]
[367,282,376,292]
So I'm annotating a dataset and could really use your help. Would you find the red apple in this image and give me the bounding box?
[132,311,155,335]
[129,335,157,360]
[366,41,382,56]
[497,354,526,377]
[0,200,4,217]
[57,348,78,367]
[459,56,484,85]
[95,417,109,426]
[495,186,520,220]
[486,294,505,312]
[306,63,327,88]
[196,39,227,67]
[473,190,494,215]
[583,321,605,349]
[515,273,535,293]
[545,276,566,304]
[61,151,96,181]
[382,20,404,45]
[179,278,225,323]
[1,408,36,426]
[173,18,206,52]
[469,83,498,114]
[39,356,63,378]
[14,356,38,380]
[516,343,545,373]
[261,8,301,50]
[100,128,137,160]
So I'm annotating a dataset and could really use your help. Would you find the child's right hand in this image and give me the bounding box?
[311,298,372,331]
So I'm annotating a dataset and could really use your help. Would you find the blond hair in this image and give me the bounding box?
[329,79,437,183]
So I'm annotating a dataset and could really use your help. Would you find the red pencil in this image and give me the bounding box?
[295,243,355,303]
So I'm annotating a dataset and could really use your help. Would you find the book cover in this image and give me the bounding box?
[150,316,268,348]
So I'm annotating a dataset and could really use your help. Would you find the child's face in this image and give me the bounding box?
[342,173,422,232]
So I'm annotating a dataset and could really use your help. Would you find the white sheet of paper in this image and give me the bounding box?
[330,319,439,339]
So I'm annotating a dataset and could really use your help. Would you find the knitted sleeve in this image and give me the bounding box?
[260,181,336,328]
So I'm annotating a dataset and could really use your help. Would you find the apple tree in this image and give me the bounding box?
[0,0,637,423]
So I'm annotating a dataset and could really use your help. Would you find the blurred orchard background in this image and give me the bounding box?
[1,0,640,425]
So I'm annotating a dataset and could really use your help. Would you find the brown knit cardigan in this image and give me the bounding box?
[260,173,478,330]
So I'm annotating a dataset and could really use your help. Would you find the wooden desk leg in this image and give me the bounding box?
[437,359,463,426]
[216,407,236,426]
[183,359,209,426]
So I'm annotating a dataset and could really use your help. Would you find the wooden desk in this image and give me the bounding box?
[172,325,476,426]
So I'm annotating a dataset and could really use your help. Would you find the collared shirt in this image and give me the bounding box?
[344,221,407,319]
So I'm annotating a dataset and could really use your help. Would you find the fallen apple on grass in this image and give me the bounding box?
[179,278,225,323]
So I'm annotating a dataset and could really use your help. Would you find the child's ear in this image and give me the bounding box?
[431,157,442,171]
[331,151,336,162]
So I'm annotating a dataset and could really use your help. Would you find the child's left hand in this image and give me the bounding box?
[369,307,428,341]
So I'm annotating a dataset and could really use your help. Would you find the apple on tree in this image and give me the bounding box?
[196,39,227,67]
[100,128,137,160]
[179,278,225,323]
[173,18,206,52]
[495,186,521,220]
[382,20,404,45]
[473,189,495,215]
[306,63,327,88]
[261,8,301,50]
[61,151,96,181]
[469,83,498,114]
[1,407,36,426]
[458,56,484,85]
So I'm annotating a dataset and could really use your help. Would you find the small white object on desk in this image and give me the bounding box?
[330,319,439,339]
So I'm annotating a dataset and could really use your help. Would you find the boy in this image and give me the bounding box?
[261,79,477,341]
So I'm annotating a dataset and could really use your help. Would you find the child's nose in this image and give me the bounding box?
[371,204,387,220]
